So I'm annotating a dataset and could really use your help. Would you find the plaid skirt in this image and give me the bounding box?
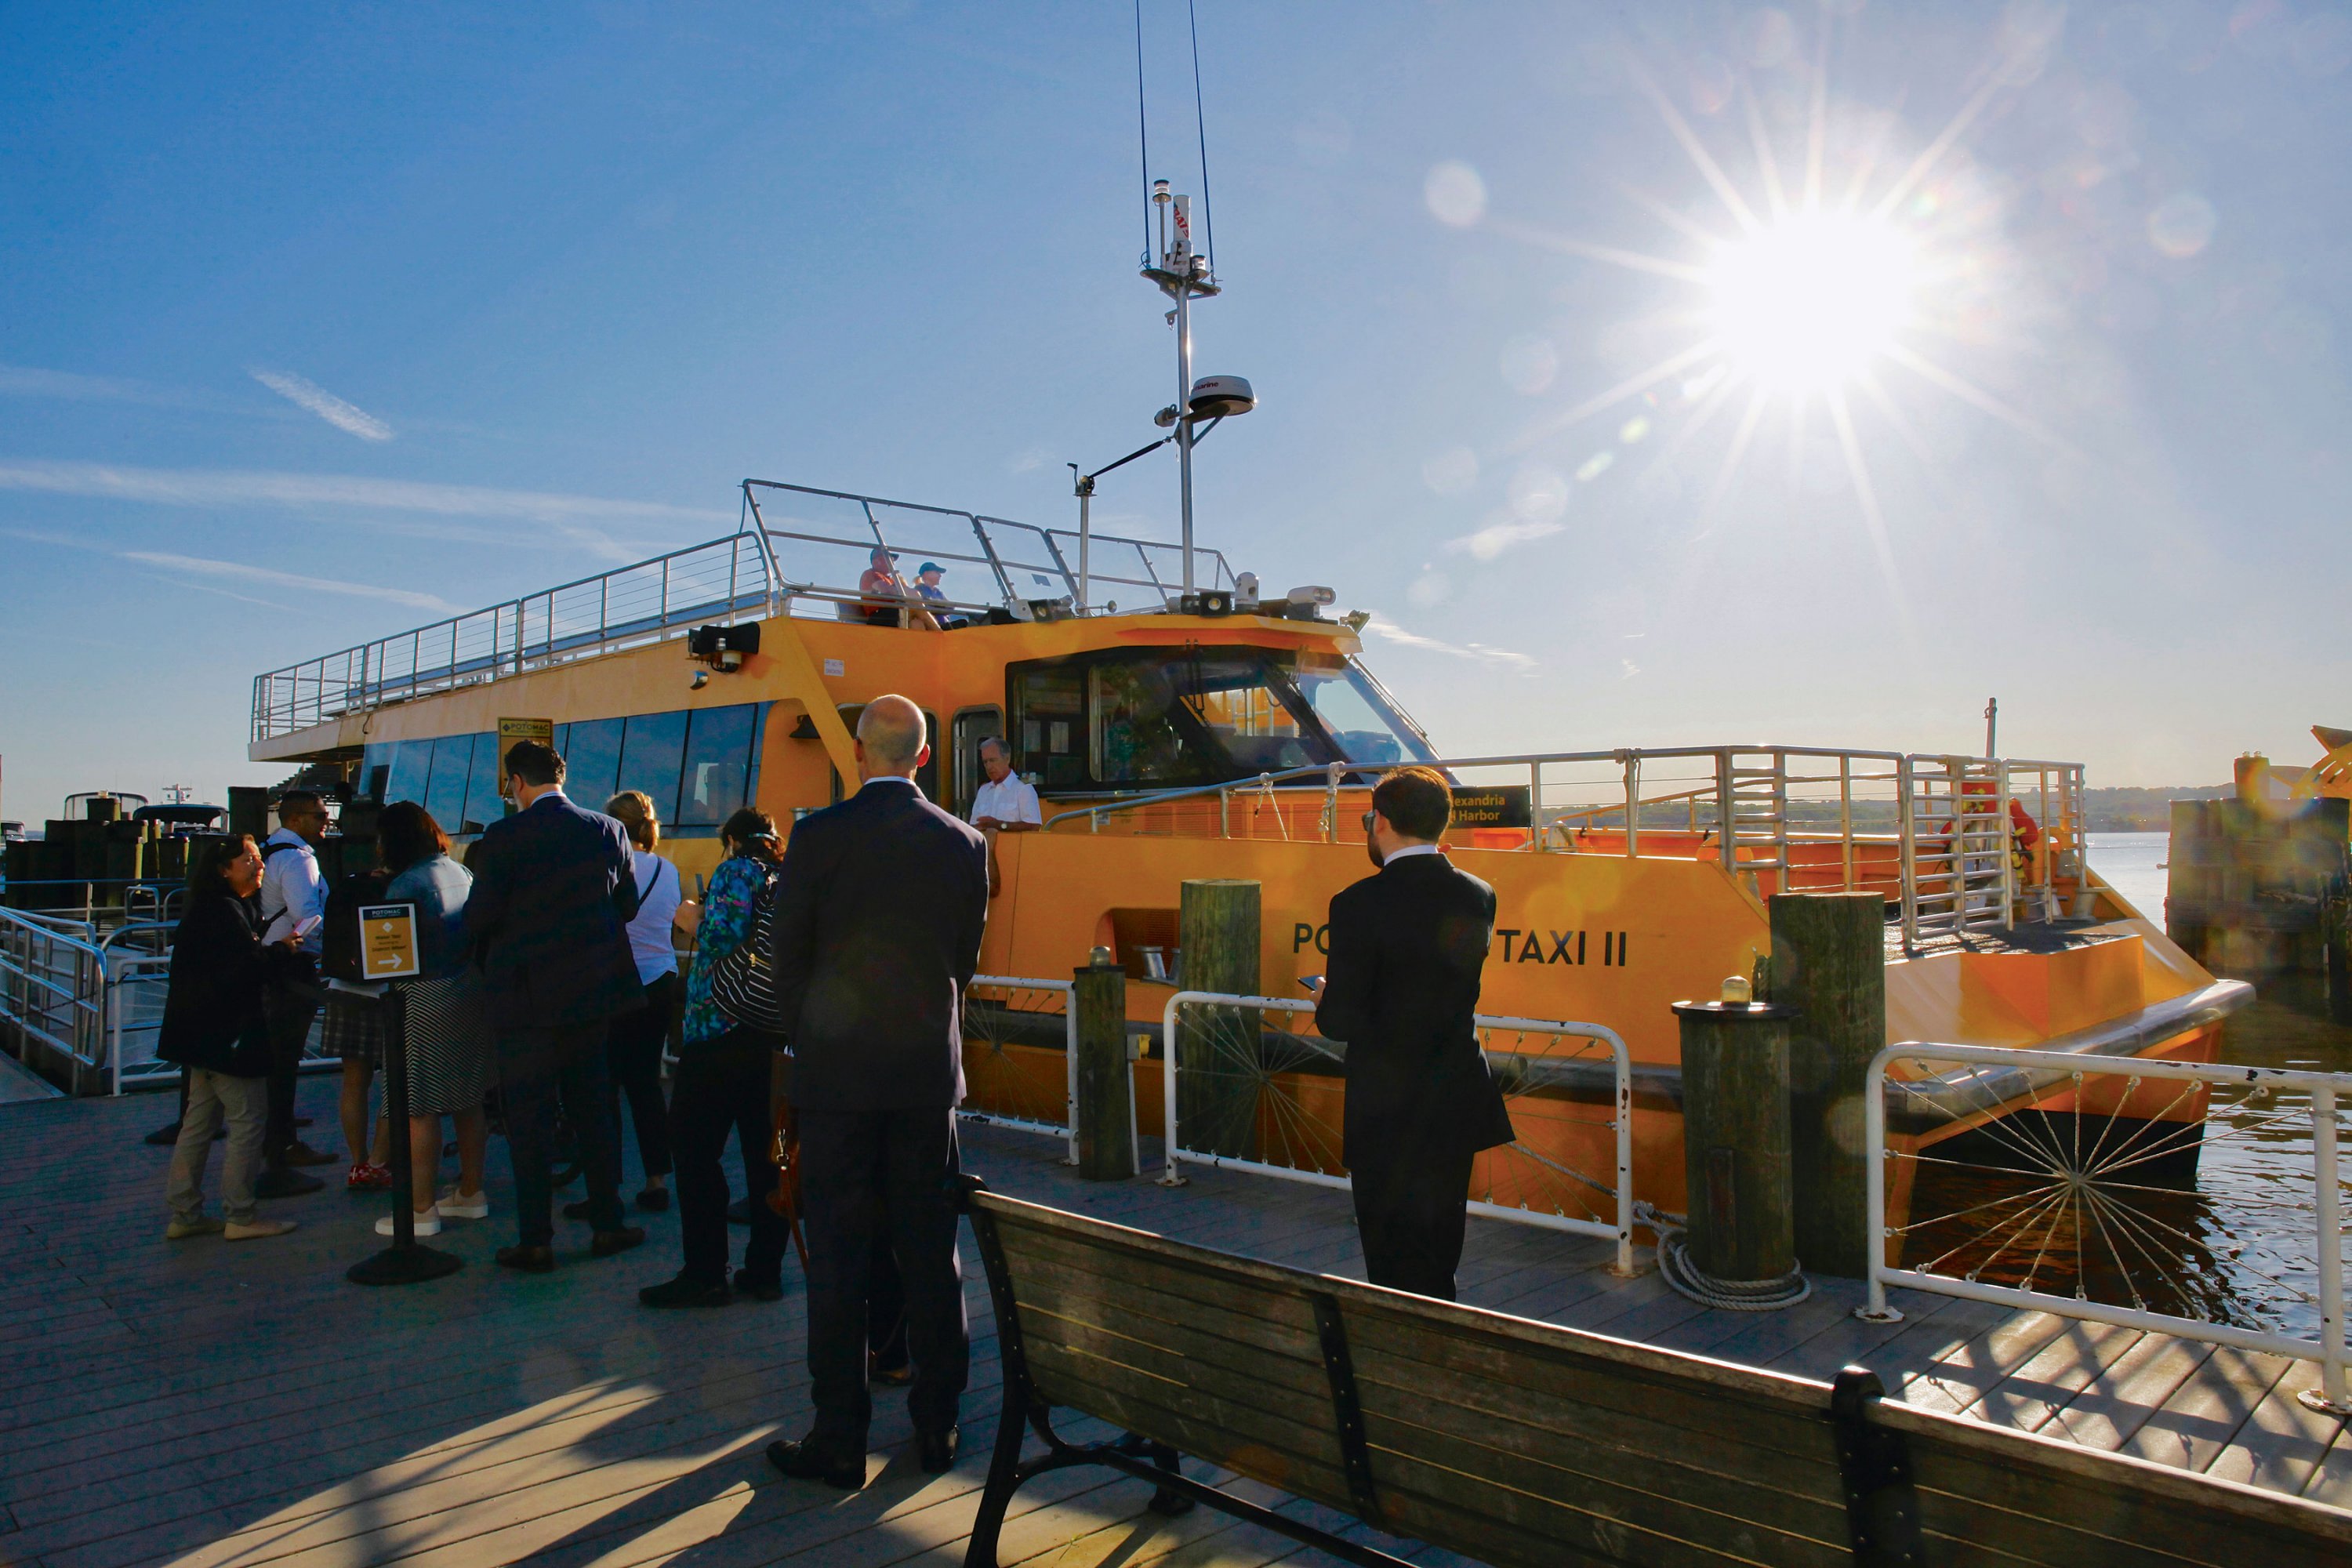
[322,993,384,1068]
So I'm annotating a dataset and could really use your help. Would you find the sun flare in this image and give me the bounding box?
[1704,212,1918,394]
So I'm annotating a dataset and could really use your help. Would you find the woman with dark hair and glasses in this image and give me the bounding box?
[372,801,497,1238]
[159,834,298,1241]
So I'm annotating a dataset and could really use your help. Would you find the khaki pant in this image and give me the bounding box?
[165,1069,269,1226]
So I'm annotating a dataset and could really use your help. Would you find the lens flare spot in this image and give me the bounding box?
[1425,162,1487,228]
[2147,191,2217,259]
[1704,212,1919,392]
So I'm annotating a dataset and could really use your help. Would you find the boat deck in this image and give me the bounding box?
[2,1080,2347,1568]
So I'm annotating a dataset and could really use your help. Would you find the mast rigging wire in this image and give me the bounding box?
[1134,0,1152,262]
[1188,0,1214,271]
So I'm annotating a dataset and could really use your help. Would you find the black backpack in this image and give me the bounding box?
[322,867,391,984]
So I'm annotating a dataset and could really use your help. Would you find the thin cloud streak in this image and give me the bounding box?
[118,550,457,613]
[249,368,395,441]
[0,459,722,561]
[1361,615,1537,673]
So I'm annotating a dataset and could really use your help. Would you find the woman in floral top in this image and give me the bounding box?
[644,808,789,1309]
[679,810,782,1047]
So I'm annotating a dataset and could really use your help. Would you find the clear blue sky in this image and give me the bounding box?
[5,2,2349,822]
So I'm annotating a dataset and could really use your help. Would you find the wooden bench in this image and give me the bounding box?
[957,1180,2352,1567]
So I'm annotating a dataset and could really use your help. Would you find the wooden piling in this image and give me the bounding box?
[1073,950,1136,1181]
[1672,1000,1796,1283]
[1176,879,1261,1161]
[1770,892,1886,1279]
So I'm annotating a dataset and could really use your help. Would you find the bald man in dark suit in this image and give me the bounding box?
[764,695,988,1490]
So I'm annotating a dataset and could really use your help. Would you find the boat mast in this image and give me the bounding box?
[1142,180,1218,596]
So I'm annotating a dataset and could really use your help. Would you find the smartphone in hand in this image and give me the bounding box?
[1298,975,1325,994]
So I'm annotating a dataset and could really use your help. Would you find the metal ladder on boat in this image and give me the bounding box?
[1900,756,2014,942]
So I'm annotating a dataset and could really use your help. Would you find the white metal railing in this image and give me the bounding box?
[959,975,1093,1167]
[251,481,1244,742]
[0,905,108,1079]
[1861,1040,2352,1416]
[1157,990,1635,1274]
[1051,746,2091,949]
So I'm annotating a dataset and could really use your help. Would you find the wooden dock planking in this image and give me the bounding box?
[0,1079,2345,1568]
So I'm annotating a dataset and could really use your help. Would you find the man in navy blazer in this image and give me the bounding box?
[764,695,988,1489]
[463,739,648,1272]
[1314,765,1515,1301]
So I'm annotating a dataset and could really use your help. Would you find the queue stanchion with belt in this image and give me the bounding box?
[348,978,463,1286]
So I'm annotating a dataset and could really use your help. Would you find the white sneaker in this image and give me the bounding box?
[437,1189,490,1221]
[376,1206,442,1237]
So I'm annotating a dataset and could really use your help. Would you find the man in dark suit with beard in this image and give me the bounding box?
[1314,764,1515,1301]
[462,739,648,1272]
[764,695,988,1490]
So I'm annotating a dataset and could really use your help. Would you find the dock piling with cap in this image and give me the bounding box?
[1073,948,1136,1180]
[1770,891,1887,1279]
[1175,878,1261,1161]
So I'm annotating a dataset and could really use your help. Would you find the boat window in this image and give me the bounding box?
[951,706,1004,817]
[1007,647,1431,791]
[679,705,757,826]
[1294,654,1430,767]
[423,735,476,833]
[563,718,626,805]
[618,711,688,821]
[384,739,434,807]
[460,732,505,832]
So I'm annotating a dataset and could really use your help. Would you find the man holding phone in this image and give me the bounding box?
[256,789,336,1193]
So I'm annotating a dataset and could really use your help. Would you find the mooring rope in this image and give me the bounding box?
[1637,1201,1812,1312]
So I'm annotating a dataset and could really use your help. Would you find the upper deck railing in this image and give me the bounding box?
[1045,746,2094,947]
[249,482,1236,743]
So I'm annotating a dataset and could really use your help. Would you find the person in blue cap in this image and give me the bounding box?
[912,562,966,629]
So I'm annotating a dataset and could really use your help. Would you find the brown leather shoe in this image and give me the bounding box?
[278,1139,339,1167]
[495,1244,556,1274]
[590,1225,646,1258]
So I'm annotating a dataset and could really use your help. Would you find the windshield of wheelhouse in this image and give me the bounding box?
[1008,647,1435,792]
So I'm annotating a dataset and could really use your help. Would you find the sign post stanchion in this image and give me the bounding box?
[347,905,463,1286]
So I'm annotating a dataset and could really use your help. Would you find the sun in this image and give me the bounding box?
[1704,211,1919,394]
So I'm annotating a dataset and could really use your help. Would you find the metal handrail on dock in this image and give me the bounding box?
[1156,989,1637,1275]
[1862,1038,2352,1416]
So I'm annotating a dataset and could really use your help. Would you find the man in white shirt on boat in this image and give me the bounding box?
[969,739,1040,833]
[256,789,336,1193]
[969,737,1039,898]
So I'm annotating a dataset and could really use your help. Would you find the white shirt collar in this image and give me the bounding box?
[861,775,920,792]
[1382,843,1443,862]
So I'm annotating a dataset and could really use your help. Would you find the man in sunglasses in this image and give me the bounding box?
[1312,765,1513,1300]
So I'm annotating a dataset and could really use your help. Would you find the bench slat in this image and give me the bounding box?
[1372,1465,1778,1568]
[996,1217,1327,1353]
[1021,1341,1357,1508]
[1342,1308,1849,1508]
[1907,1441,2352,1566]
[1021,1315,1341,1461]
[1000,1249,1328,1370]
[1015,1291,1333,1406]
[1358,1384,1852,1555]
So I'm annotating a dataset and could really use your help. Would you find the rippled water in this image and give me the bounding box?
[1899,832,2352,1335]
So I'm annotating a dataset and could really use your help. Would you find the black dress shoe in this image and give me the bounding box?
[561,1200,593,1220]
[635,1186,671,1212]
[724,1196,752,1226]
[869,1352,913,1388]
[767,1435,862,1490]
[144,1120,185,1146]
[639,1274,731,1308]
[253,1168,325,1200]
[590,1225,646,1258]
[915,1424,960,1475]
[733,1269,783,1303]
[495,1244,556,1274]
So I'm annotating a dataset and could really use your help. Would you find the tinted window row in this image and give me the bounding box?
[359,703,766,836]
